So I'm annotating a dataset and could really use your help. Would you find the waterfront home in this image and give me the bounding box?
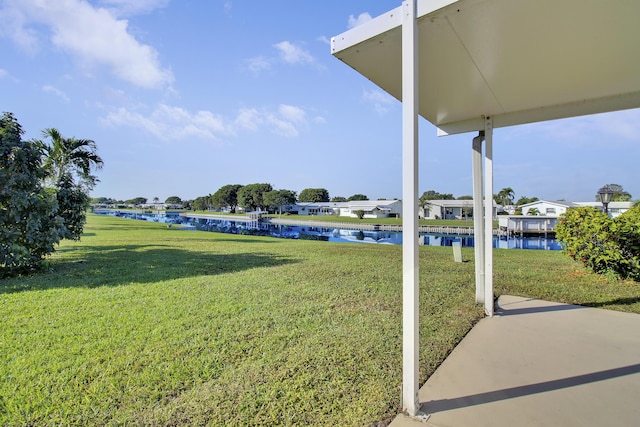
[419,199,498,220]
[519,200,633,218]
[284,200,402,219]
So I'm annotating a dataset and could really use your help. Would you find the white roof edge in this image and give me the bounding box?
[438,91,640,136]
[331,6,402,54]
[331,0,458,55]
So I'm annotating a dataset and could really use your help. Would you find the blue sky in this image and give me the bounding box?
[1,0,638,203]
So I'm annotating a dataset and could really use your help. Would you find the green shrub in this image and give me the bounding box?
[0,113,64,275]
[556,206,640,280]
[611,205,640,281]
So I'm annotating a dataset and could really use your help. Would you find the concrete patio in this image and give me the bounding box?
[390,295,640,426]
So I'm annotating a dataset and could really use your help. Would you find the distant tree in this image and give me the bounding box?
[211,184,243,212]
[165,196,183,206]
[126,197,147,206]
[0,112,64,275]
[263,189,297,214]
[237,183,273,211]
[495,187,515,206]
[347,194,369,201]
[420,190,454,204]
[331,196,347,202]
[191,196,212,211]
[153,197,159,203]
[457,195,473,200]
[91,197,115,204]
[595,184,632,202]
[516,196,539,206]
[298,188,330,203]
[354,210,365,219]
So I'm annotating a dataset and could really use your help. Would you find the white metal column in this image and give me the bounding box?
[401,0,420,416]
[483,116,494,316]
[472,132,485,303]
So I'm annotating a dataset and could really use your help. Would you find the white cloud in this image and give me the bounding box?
[247,56,271,73]
[0,68,7,78]
[501,108,640,146]
[362,88,397,114]
[0,0,173,89]
[348,12,372,29]
[234,108,262,132]
[42,85,70,103]
[273,41,314,65]
[102,104,230,141]
[102,103,320,141]
[223,1,232,15]
[98,0,169,17]
[317,35,331,45]
[278,104,306,124]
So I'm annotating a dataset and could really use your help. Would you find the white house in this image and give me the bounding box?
[519,200,633,218]
[574,201,634,218]
[285,200,402,219]
[518,200,577,217]
[420,199,498,220]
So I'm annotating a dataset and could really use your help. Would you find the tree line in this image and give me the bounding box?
[189,185,372,213]
[1,112,103,276]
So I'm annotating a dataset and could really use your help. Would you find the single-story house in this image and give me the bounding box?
[420,199,498,220]
[284,200,402,219]
[519,200,633,218]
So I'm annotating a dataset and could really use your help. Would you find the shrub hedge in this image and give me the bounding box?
[556,205,640,281]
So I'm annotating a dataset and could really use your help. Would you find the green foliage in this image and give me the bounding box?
[55,173,90,240]
[594,183,632,202]
[298,187,330,203]
[331,196,347,202]
[527,207,540,216]
[556,206,640,281]
[263,189,297,213]
[420,190,454,203]
[516,196,539,206]
[347,193,368,201]
[164,196,183,205]
[37,127,103,191]
[0,112,64,275]
[495,187,515,206]
[237,183,273,211]
[126,197,147,205]
[191,195,212,211]
[354,209,365,219]
[211,184,243,211]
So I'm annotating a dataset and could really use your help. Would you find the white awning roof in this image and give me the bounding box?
[331,0,640,135]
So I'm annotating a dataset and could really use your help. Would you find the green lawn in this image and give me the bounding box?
[1,214,638,426]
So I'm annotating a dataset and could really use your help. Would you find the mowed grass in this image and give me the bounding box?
[1,215,638,426]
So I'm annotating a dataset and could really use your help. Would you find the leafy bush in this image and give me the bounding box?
[556,206,640,280]
[0,113,64,275]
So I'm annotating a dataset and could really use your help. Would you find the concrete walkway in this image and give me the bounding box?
[390,295,640,427]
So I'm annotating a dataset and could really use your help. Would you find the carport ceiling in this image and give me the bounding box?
[331,0,640,135]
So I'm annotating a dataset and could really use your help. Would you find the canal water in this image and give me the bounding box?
[94,211,561,250]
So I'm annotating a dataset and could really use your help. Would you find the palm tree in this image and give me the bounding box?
[38,128,104,190]
[496,187,515,206]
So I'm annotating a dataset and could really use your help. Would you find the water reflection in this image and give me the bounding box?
[93,211,560,250]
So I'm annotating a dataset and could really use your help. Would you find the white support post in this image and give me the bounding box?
[401,0,420,416]
[483,116,494,316]
[472,132,485,303]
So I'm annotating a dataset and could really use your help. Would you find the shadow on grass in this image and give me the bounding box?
[1,244,299,294]
[583,297,640,308]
